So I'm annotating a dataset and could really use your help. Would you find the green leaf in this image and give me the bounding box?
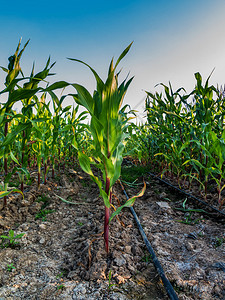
[183,159,206,170]
[114,42,133,69]
[44,81,70,91]
[2,122,32,147]
[10,152,20,165]
[78,152,110,207]
[71,84,94,114]
[109,182,146,222]
[9,230,14,238]
[55,194,89,205]
[6,88,41,109]
[68,58,104,92]
[0,235,10,240]
[0,189,23,199]
[14,233,25,239]
[78,152,93,176]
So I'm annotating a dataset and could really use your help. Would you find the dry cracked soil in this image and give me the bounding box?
[0,165,224,300]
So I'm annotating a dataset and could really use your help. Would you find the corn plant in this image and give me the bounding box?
[142,71,225,208]
[206,130,225,208]
[0,39,60,204]
[69,43,145,253]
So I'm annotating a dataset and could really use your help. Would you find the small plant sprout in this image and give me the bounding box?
[35,209,54,221]
[108,269,116,291]
[57,284,65,290]
[141,252,152,263]
[0,229,25,248]
[7,263,16,272]
[214,237,225,248]
[77,221,83,226]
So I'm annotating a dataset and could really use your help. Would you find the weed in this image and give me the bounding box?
[35,209,54,221]
[176,212,202,225]
[36,194,50,209]
[214,237,225,248]
[8,180,20,188]
[26,177,35,186]
[197,232,204,237]
[175,198,205,225]
[0,230,25,248]
[7,263,16,272]
[141,252,152,263]
[77,221,83,226]
[80,179,89,188]
[121,164,151,183]
[108,269,116,291]
[57,284,65,290]
[56,270,67,279]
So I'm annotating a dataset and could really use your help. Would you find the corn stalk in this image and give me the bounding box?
[69,43,145,253]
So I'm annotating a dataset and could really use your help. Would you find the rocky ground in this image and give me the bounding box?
[0,165,224,299]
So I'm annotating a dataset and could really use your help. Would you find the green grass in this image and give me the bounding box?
[36,194,50,209]
[121,163,151,183]
[35,209,54,221]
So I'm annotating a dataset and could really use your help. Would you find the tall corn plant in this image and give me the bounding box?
[69,44,145,253]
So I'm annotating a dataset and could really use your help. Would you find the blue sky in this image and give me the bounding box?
[1,0,225,118]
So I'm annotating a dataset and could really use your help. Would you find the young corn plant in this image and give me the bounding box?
[0,40,58,204]
[69,43,145,253]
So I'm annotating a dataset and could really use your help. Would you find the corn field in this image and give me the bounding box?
[0,39,225,254]
[126,75,225,208]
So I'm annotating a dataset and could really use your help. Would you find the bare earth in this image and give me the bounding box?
[0,168,224,299]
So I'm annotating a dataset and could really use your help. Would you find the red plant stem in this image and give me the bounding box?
[28,147,30,168]
[52,157,55,179]
[33,154,36,168]
[3,120,8,207]
[217,175,222,205]
[38,171,41,189]
[3,157,8,207]
[38,164,41,189]
[44,161,47,184]
[179,127,184,144]
[204,156,208,201]
[21,181,24,193]
[58,148,61,171]
[199,139,203,180]
[21,130,26,193]
[104,176,111,254]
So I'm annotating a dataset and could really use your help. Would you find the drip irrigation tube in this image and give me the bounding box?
[119,180,179,300]
[148,172,225,218]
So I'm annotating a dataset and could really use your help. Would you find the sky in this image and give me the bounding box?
[1,0,225,121]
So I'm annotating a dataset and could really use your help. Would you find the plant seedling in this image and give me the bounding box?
[57,284,65,290]
[35,209,54,221]
[176,212,202,225]
[141,252,152,263]
[7,263,16,272]
[0,229,25,248]
[214,237,225,248]
[56,271,66,279]
[36,194,50,209]
[108,269,116,291]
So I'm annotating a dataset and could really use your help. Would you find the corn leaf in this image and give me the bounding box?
[109,182,146,222]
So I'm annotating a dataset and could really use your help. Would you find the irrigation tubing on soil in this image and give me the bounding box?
[119,180,179,300]
[147,172,225,218]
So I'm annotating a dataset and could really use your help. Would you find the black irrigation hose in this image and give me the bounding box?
[148,172,225,218]
[119,180,179,300]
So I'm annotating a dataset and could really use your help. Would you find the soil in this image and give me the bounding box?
[0,165,224,300]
